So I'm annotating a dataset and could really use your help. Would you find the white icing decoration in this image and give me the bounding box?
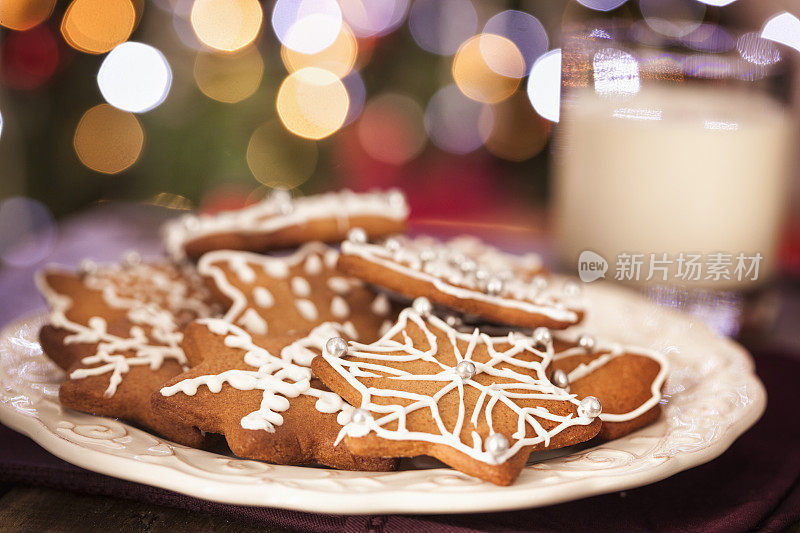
[238,309,267,336]
[330,296,350,319]
[295,299,318,322]
[340,237,580,324]
[325,308,667,466]
[162,189,409,261]
[291,276,311,297]
[304,254,323,275]
[253,287,274,308]
[371,293,390,316]
[160,320,356,432]
[327,277,352,294]
[35,261,215,397]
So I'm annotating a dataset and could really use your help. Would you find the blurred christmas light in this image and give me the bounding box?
[640,0,705,39]
[0,109,3,139]
[149,192,193,210]
[73,104,144,174]
[246,121,318,188]
[695,0,737,5]
[339,0,407,38]
[194,46,264,103]
[0,197,57,268]
[424,84,486,154]
[576,0,628,11]
[527,48,561,122]
[357,93,426,165]
[0,0,56,31]
[478,92,548,162]
[452,34,524,104]
[0,24,59,90]
[171,0,207,51]
[408,0,477,56]
[681,23,735,53]
[190,0,263,53]
[593,48,640,95]
[276,67,349,139]
[98,42,172,113]
[61,0,136,54]
[762,12,800,54]
[281,23,357,78]
[737,32,781,66]
[484,10,548,74]
[342,70,366,125]
[272,0,343,55]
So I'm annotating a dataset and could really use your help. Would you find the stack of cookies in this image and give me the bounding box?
[36,189,667,486]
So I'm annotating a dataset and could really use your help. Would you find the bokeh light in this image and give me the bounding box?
[281,23,357,78]
[272,0,343,55]
[682,24,735,53]
[484,10,548,74]
[61,0,136,54]
[640,0,705,39]
[190,0,263,53]
[98,42,172,113]
[276,67,349,139]
[424,84,486,154]
[453,34,524,104]
[246,121,318,188]
[357,93,426,165]
[0,24,59,90]
[737,32,781,66]
[339,0,408,38]
[342,70,366,125]
[0,0,56,31]
[593,48,640,95]
[576,0,628,11]
[73,104,144,174]
[408,0,477,56]
[478,92,548,162]
[527,48,561,122]
[0,197,57,267]
[762,12,800,54]
[194,46,263,103]
[695,0,737,5]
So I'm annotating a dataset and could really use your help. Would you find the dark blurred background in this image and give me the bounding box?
[0,0,798,274]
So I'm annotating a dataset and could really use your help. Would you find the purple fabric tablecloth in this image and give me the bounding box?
[1,204,798,532]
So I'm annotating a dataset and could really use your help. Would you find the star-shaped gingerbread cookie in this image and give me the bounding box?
[153,319,397,470]
[337,234,583,329]
[311,299,603,486]
[36,253,220,447]
[163,189,409,261]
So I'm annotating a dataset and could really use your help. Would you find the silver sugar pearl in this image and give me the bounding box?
[550,369,570,390]
[577,334,597,353]
[412,297,432,315]
[445,315,462,327]
[325,337,348,358]
[384,237,401,253]
[485,277,504,296]
[459,259,477,273]
[419,249,436,263]
[484,433,509,456]
[346,227,367,244]
[122,250,141,268]
[455,360,476,380]
[387,189,406,209]
[532,327,552,348]
[532,275,548,291]
[564,281,581,298]
[79,259,98,278]
[351,408,372,425]
[579,396,602,418]
[475,269,489,281]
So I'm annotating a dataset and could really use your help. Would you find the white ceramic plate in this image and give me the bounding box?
[0,282,765,515]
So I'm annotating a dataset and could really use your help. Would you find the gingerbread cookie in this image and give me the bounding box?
[196,242,398,342]
[547,332,668,440]
[163,189,409,261]
[311,299,603,486]
[153,319,397,470]
[35,253,220,447]
[337,234,583,329]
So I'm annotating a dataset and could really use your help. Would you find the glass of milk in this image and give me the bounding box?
[554,24,795,290]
